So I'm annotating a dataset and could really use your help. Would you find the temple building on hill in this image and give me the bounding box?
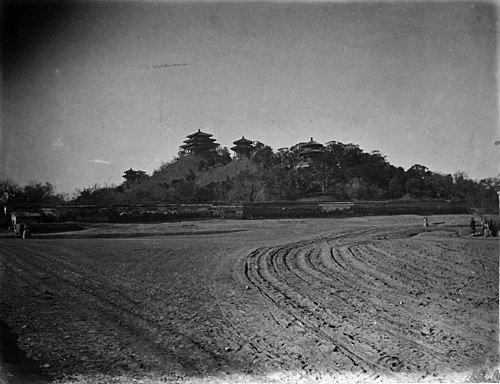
[298,138,324,168]
[231,136,254,159]
[180,129,219,155]
[299,137,324,159]
[123,168,147,186]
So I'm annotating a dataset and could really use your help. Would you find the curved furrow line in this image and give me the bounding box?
[284,246,376,316]
[289,241,410,326]
[245,245,391,374]
[301,237,475,370]
[279,245,374,340]
[403,239,492,276]
[374,238,498,309]
[278,247,395,366]
[240,249,307,369]
[341,242,483,368]
[345,244,425,295]
[245,247,362,372]
[276,246,366,319]
[328,227,411,247]
[348,243,478,350]
[281,241,440,374]
[424,242,494,281]
[301,246,370,309]
[345,243,430,299]
[245,249,342,373]
[363,242,449,280]
[343,246,466,361]
[298,242,467,371]
[440,247,498,283]
[318,244,388,299]
[319,237,443,302]
[309,245,412,311]
[327,245,347,270]
[364,241,487,301]
[392,241,474,277]
[369,241,494,296]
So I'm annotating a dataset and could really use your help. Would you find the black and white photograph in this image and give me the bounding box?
[0,0,499,383]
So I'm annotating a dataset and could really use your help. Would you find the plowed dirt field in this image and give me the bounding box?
[0,215,498,383]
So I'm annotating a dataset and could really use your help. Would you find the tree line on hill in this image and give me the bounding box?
[1,141,499,213]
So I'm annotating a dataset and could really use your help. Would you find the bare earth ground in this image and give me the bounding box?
[0,215,498,383]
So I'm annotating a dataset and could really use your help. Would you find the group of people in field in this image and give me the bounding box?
[470,217,498,237]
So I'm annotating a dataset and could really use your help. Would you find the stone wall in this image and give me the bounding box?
[0,200,475,226]
[242,200,471,219]
[45,204,244,223]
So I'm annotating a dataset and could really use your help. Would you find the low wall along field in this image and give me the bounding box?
[242,200,470,219]
[2,200,472,225]
[36,204,244,223]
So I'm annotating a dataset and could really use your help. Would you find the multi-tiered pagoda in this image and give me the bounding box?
[299,137,324,159]
[298,138,324,168]
[231,136,254,159]
[122,168,147,186]
[180,129,219,155]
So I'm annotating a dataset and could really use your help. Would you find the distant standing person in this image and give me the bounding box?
[483,220,490,237]
[22,224,31,239]
[470,217,476,234]
[490,220,497,237]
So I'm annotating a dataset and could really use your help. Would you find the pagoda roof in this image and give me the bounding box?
[233,136,253,145]
[123,168,136,175]
[231,145,253,152]
[181,143,218,150]
[182,136,217,144]
[181,138,218,148]
[299,147,322,156]
[301,137,324,148]
[186,129,214,138]
[123,168,147,178]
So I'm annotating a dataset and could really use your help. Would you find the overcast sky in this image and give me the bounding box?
[1,0,498,193]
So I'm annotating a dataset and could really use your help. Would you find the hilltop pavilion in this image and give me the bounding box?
[180,129,219,155]
[299,138,324,159]
[122,168,147,186]
[231,136,254,159]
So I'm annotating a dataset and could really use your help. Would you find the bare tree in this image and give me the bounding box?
[0,178,21,205]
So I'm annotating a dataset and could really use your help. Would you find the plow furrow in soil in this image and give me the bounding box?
[0,243,226,375]
[245,245,387,375]
[242,227,496,376]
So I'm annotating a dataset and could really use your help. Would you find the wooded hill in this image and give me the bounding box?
[71,141,499,213]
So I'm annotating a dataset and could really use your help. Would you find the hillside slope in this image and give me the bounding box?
[195,158,257,185]
[144,155,207,187]
[141,155,257,190]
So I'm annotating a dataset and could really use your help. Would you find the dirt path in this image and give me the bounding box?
[0,216,498,383]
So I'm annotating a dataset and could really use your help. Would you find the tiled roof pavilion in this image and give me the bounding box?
[180,129,219,155]
[299,137,324,157]
[231,136,254,158]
